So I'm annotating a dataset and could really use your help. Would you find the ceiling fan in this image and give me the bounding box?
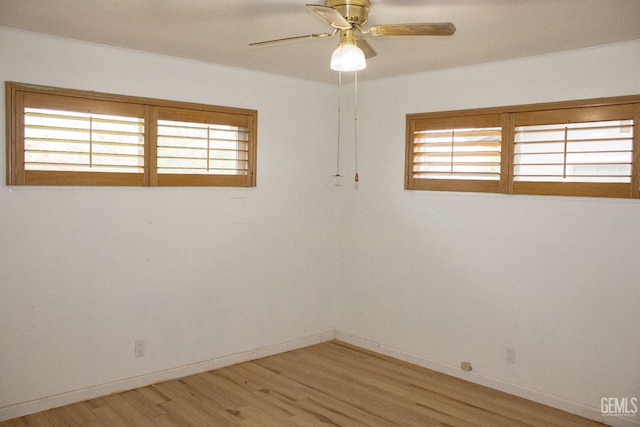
[250,0,456,71]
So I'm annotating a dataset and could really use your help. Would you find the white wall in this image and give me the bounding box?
[336,40,640,423]
[0,28,339,414]
[2,25,640,425]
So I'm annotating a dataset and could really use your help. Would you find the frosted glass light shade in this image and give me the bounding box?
[330,43,366,72]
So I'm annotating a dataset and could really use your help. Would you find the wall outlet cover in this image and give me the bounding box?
[135,340,145,358]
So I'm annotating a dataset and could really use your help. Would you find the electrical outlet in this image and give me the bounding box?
[461,361,472,371]
[135,340,145,357]
[506,347,515,364]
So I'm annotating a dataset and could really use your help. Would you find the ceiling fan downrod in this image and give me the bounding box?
[324,0,370,27]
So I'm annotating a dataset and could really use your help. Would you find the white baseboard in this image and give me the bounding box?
[335,331,639,427]
[3,330,637,427]
[0,330,337,422]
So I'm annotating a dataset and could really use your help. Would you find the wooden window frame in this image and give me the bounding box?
[406,113,504,194]
[406,95,640,199]
[6,82,257,187]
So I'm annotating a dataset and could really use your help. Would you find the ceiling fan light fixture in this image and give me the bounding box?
[250,1,456,75]
[330,43,366,72]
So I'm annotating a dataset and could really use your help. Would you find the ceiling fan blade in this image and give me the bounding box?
[306,4,352,30]
[367,22,456,37]
[356,37,377,59]
[249,31,336,47]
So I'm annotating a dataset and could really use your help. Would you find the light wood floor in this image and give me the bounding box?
[1,340,606,426]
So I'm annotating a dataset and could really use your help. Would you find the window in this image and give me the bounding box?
[512,105,636,198]
[406,96,640,198]
[24,108,145,174]
[412,127,502,180]
[406,114,504,193]
[6,82,257,187]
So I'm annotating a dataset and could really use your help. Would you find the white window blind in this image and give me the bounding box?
[157,120,249,176]
[412,127,502,180]
[514,120,634,183]
[23,108,145,173]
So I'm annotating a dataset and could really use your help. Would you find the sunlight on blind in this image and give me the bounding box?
[514,120,633,183]
[157,120,249,175]
[24,108,145,172]
[412,127,501,180]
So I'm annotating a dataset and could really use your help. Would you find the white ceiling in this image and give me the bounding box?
[1,0,639,84]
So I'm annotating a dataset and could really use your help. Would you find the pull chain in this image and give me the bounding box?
[334,70,360,183]
[354,70,359,183]
[334,70,343,178]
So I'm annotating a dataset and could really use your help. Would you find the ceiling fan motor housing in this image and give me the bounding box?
[325,0,370,26]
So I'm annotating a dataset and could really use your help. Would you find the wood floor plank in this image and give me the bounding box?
[233,362,309,401]
[59,401,104,426]
[255,355,455,426]
[185,372,249,410]
[87,397,133,426]
[152,379,239,426]
[100,393,155,427]
[297,396,410,427]
[117,389,166,420]
[245,357,401,426]
[14,411,51,427]
[492,395,605,427]
[40,406,79,426]
[208,368,298,422]
[233,404,295,427]
[291,348,413,399]
[0,419,25,427]
[0,340,606,426]
[156,398,214,427]
[321,341,589,427]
